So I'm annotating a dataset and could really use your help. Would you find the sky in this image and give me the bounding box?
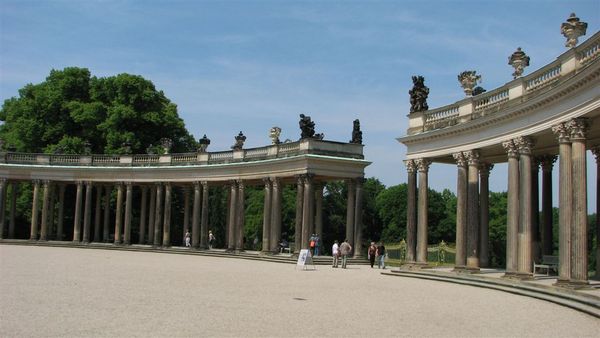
[1,0,599,209]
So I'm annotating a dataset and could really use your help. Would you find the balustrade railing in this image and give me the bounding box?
[407,31,600,135]
[244,147,269,159]
[133,154,160,164]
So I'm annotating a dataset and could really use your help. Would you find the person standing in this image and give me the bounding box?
[368,242,377,268]
[208,230,216,249]
[184,231,191,248]
[339,239,352,269]
[377,241,386,269]
[314,234,320,256]
[332,240,340,268]
[309,234,316,256]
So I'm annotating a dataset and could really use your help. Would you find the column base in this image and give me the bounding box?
[502,271,517,279]
[513,272,533,280]
[399,262,429,270]
[554,279,591,289]
[453,265,466,272]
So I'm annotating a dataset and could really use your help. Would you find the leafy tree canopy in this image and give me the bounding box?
[0,67,196,154]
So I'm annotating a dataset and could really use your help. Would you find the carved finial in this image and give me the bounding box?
[458,71,481,96]
[561,13,587,48]
[409,75,429,113]
[198,134,211,153]
[508,47,530,79]
[231,131,246,150]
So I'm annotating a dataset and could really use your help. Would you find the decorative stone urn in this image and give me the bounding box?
[197,134,211,153]
[458,71,481,96]
[508,47,530,79]
[561,13,587,48]
[160,137,173,154]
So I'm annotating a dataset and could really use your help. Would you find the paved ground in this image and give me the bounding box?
[1,245,599,337]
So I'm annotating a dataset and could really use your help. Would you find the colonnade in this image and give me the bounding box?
[404,117,597,287]
[0,175,366,256]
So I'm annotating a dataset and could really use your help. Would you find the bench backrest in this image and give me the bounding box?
[542,255,558,264]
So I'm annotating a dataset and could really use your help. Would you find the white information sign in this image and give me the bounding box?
[296,249,315,270]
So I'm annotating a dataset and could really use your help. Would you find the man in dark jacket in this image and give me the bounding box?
[377,242,386,269]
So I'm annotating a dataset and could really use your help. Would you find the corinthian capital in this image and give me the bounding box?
[502,140,519,158]
[592,147,600,161]
[452,152,467,167]
[538,155,557,172]
[415,158,431,172]
[567,117,591,141]
[551,122,571,144]
[478,162,494,176]
[463,150,480,166]
[513,136,535,155]
[404,159,417,173]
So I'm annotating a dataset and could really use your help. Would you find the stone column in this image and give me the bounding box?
[200,181,209,249]
[47,184,55,240]
[236,181,245,251]
[162,183,172,247]
[57,184,65,241]
[531,158,541,263]
[124,182,133,245]
[354,178,365,258]
[191,182,201,248]
[539,155,556,256]
[503,140,519,276]
[294,175,304,254]
[148,185,156,244]
[592,147,600,280]
[139,186,148,244]
[479,162,493,268]
[262,178,272,253]
[39,180,50,241]
[0,179,5,239]
[225,186,231,249]
[552,122,572,283]
[270,178,282,252]
[515,136,535,278]
[153,183,163,246]
[452,153,467,269]
[114,183,124,245]
[9,181,18,239]
[345,179,356,249]
[465,150,480,270]
[314,183,324,241]
[82,181,93,243]
[73,181,83,243]
[182,187,190,244]
[405,160,417,263]
[227,181,237,251]
[301,175,314,250]
[103,186,111,242]
[568,118,590,286]
[30,180,41,240]
[94,185,102,242]
[416,158,431,265]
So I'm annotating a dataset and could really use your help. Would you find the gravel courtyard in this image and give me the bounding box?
[1,245,598,337]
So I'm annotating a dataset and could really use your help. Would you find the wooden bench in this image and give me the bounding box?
[533,255,558,276]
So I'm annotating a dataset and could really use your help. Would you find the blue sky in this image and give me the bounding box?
[1,0,599,208]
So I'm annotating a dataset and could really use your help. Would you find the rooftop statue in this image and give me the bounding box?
[231,131,246,150]
[350,119,363,144]
[458,70,481,96]
[269,127,281,145]
[409,76,429,113]
[561,13,587,48]
[299,114,316,139]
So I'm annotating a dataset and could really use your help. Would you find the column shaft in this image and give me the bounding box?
[540,156,556,256]
[94,185,102,242]
[315,184,324,240]
[153,184,163,246]
[182,187,190,244]
[503,141,519,275]
[192,182,201,248]
[139,186,148,244]
[114,183,124,244]
[0,179,6,239]
[416,159,430,264]
[452,154,467,268]
[124,183,133,245]
[405,160,417,263]
[516,137,534,277]
[466,151,480,270]
[270,178,282,252]
[40,181,50,241]
[262,178,272,253]
[531,159,541,263]
[47,184,55,239]
[345,179,356,249]
[162,183,171,247]
[553,123,572,282]
[73,182,83,242]
[148,186,156,244]
[227,182,237,250]
[57,184,65,240]
[102,186,111,242]
[30,181,40,240]
[200,182,209,249]
[479,163,493,268]
[353,179,364,258]
[82,182,92,243]
[593,147,600,280]
[9,182,18,238]
[294,176,304,253]
[301,176,314,250]
[236,181,245,251]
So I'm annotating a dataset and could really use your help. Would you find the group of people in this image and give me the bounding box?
[331,239,352,269]
[367,241,386,269]
[309,233,321,256]
[184,230,216,249]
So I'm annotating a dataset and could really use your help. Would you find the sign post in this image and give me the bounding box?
[296,249,316,270]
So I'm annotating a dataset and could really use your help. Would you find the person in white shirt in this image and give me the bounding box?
[332,240,340,268]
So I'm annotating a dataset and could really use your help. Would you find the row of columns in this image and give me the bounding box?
[404,117,597,286]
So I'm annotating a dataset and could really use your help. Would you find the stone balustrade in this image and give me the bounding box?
[408,31,600,135]
[0,138,364,167]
